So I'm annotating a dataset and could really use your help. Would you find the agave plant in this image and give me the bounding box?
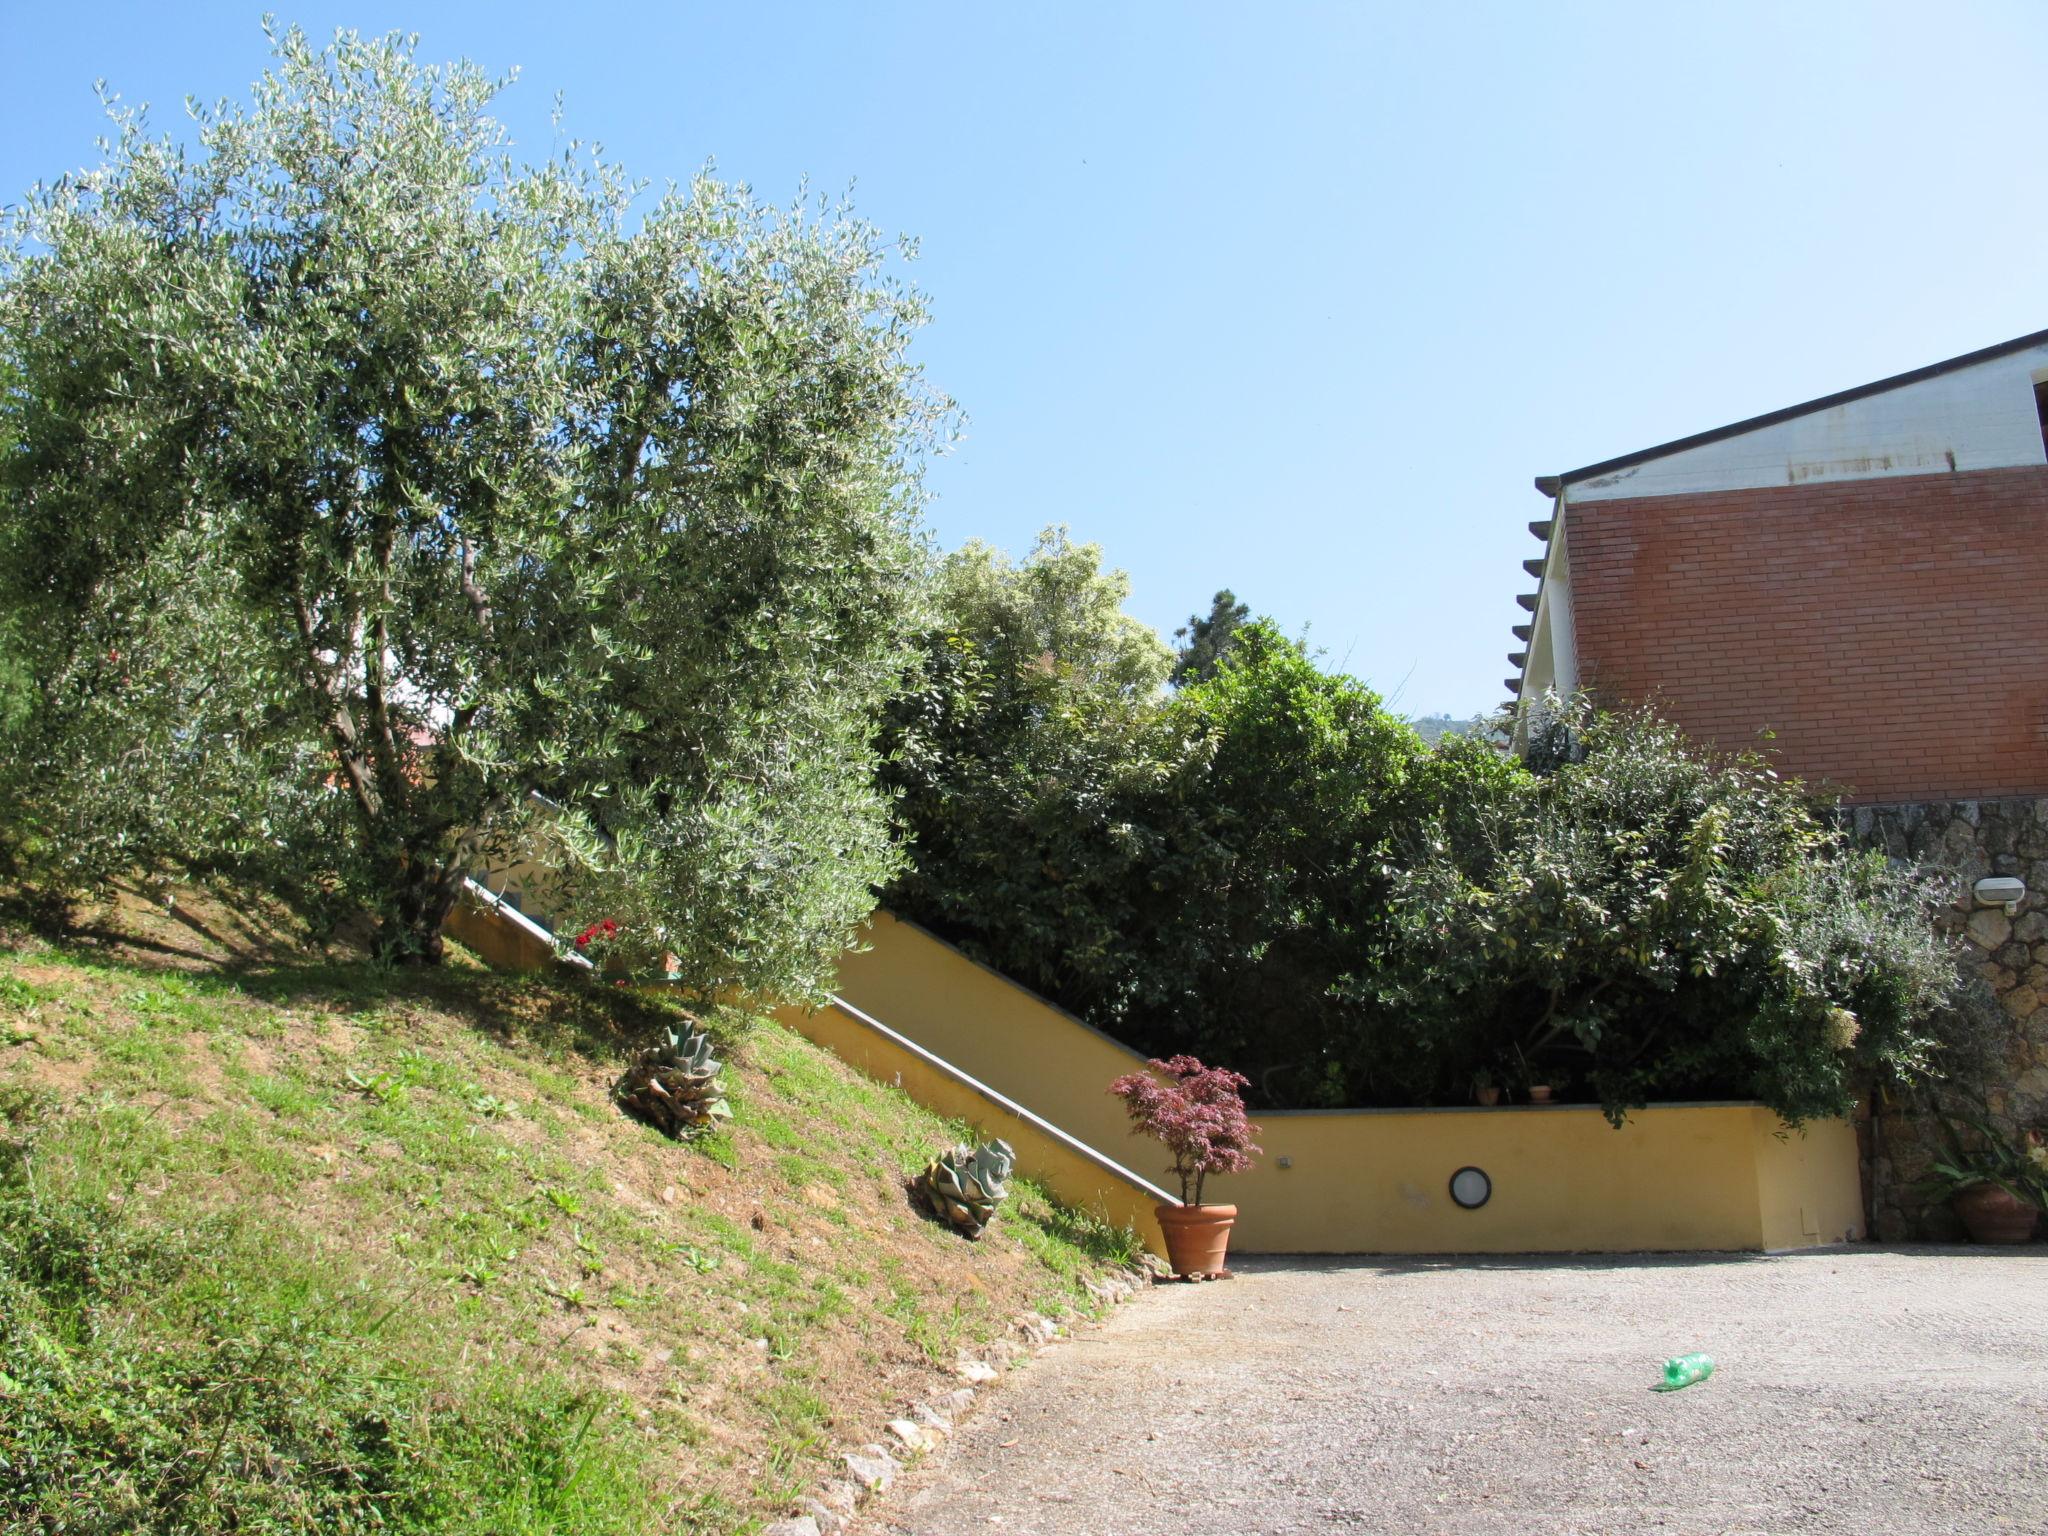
[917,1138,1015,1239]
[612,1022,733,1138]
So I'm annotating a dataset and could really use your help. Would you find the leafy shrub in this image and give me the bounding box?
[886,601,1447,1105]
[1366,704,1962,1124]
[888,569,1962,1123]
[880,527,1181,1022]
[1115,627,1500,1104]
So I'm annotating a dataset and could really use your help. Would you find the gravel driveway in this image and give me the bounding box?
[869,1249,2048,1536]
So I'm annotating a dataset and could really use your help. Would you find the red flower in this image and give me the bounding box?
[573,918,621,950]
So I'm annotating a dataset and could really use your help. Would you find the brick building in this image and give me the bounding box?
[1509,328,2048,800]
[1506,330,2048,1238]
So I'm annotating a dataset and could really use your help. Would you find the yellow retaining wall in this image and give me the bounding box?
[826,912,1865,1254]
[771,997,1174,1259]
[1751,1111,1868,1252]
[1206,1102,1860,1253]
[447,893,1174,1254]
[446,883,562,974]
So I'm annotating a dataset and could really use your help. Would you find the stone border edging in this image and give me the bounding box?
[762,1261,1160,1536]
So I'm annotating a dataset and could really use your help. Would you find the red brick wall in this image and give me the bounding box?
[1564,466,2048,803]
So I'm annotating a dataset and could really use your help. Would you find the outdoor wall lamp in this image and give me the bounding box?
[1974,876,2027,916]
[1448,1166,1492,1209]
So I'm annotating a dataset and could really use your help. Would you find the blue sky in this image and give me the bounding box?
[7,3,2047,717]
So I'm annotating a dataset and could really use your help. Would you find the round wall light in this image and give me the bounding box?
[1449,1166,1492,1210]
[1974,876,2027,915]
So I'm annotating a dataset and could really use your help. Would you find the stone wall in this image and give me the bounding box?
[1847,796,2048,1241]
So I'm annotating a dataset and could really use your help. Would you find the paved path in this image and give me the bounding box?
[871,1250,2048,1536]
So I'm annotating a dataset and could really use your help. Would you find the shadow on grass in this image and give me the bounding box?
[17,910,700,1067]
[900,1173,962,1235]
[230,961,697,1062]
[7,879,798,1084]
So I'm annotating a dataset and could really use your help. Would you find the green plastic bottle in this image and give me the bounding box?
[1656,1353,1714,1392]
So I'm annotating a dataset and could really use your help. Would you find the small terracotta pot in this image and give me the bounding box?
[1953,1182,2040,1244]
[1475,1086,1502,1107]
[1156,1202,1237,1277]
[1527,1085,1555,1104]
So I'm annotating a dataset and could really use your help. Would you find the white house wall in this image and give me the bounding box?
[1566,341,2048,502]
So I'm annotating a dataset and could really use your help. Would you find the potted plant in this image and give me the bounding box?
[1513,1044,1555,1104]
[1110,1055,1262,1279]
[1920,1110,2047,1244]
[1472,1066,1502,1107]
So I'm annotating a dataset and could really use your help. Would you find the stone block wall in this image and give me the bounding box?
[1847,796,2048,1240]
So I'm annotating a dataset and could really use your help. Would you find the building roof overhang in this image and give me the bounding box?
[1530,324,2048,497]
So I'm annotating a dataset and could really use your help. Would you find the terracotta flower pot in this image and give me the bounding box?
[1953,1182,2040,1244]
[1475,1086,1502,1107]
[1527,1085,1555,1104]
[1156,1202,1237,1277]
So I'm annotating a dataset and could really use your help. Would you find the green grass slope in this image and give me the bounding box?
[0,886,1139,1534]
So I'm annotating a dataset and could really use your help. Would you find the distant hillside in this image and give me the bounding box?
[1408,713,1488,746]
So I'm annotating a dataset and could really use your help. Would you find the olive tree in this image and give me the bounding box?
[0,25,942,988]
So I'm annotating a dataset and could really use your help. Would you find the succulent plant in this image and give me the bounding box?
[612,1021,733,1138]
[916,1138,1015,1238]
